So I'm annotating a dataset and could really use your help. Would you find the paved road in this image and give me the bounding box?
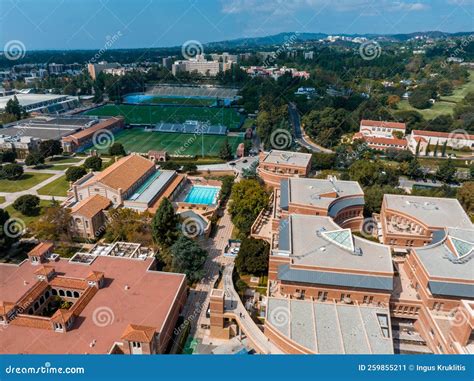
[222,263,282,354]
[289,102,333,153]
[196,156,258,175]
[0,157,86,209]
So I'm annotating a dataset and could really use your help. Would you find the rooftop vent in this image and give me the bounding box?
[353,247,363,256]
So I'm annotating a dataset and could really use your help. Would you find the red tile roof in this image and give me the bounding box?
[62,117,123,142]
[71,194,111,219]
[121,324,156,342]
[360,119,406,130]
[86,155,155,193]
[412,130,474,140]
[28,242,53,258]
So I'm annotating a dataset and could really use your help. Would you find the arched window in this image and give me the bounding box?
[34,301,40,310]
[45,290,50,299]
[52,289,58,296]
[73,291,79,298]
[66,290,73,298]
[59,289,65,297]
[39,296,45,304]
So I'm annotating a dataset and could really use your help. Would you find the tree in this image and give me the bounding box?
[436,159,457,184]
[170,235,207,283]
[392,130,404,139]
[441,140,448,157]
[25,153,45,167]
[218,176,234,202]
[363,186,405,216]
[409,87,434,109]
[32,203,72,242]
[0,163,23,180]
[0,208,17,254]
[235,237,269,275]
[404,159,424,180]
[182,163,197,173]
[4,96,24,120]
[0,150,17,163]
[348,160,398,187]
[39,140,62,158]
[425,139,431,156]
[457,182,474,216]
[229,179,268,236]
[438,80,453,96]
[433,141,439,157]
[108,143,126,156]
[84,156,103,171]
[151,198,179,247]
[65,166,87,182]
[219,139,233,161]
[415,139,421,157]
[311,152,337,170]
[13,195,40,216]
[104,208,153,246]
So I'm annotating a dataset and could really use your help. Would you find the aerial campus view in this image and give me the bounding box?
[0,0,473,380]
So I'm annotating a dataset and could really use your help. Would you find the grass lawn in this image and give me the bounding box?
[0,196,5,204]
[397,70,473,119]
[37,175,70,197]
[0,173,54,193]
[441,70,474,103]
[5,199,53,226]
[89,128,243,156]
[47,156,82,165]
[84,104,243,130]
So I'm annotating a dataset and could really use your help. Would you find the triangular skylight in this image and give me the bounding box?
[321,228,354,252]
[449,236,474,259]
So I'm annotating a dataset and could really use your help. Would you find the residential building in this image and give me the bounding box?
[407,130,474,155]
[172,55,233,77]
[257,150,312,188]
[358,120,406,139]
[0,242,187,354]
[87,61,120,80]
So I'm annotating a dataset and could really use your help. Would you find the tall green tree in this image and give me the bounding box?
[436,159,457,184]
[235,237,269,275]
[151,198,179,247]
[219,139,233,161]
[170,235,207,283]
[229,179,268,236]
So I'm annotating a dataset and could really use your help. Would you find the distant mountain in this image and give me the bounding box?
[205,31,473,48]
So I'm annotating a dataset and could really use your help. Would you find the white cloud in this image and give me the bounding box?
[221,0,430,14]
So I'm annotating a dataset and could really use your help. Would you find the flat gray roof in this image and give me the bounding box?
[283,177,363,209]
[261,150,311,168]
[267,298,393,354]
[0,93,67,109]
[384,194,472,229]
[414,228,473,290]
[126,170,175,204]
[278,215,393,274]
[1,115,106,141]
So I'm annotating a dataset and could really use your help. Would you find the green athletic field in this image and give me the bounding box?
[95,128,243,156]
[84,104,242,130]
[136,96,216,106]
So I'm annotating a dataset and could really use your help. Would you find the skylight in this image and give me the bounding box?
[450,236,473,259]
[321,228,354,252]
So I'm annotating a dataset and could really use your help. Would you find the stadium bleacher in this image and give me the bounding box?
[148,120,228,135]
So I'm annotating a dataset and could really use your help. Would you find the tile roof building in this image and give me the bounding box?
[354,120,408,152]
[0,242,187,354]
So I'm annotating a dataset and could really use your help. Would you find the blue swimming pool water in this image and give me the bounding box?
[184,186,220,205]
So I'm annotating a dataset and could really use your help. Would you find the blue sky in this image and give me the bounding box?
[0,0,473,50]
